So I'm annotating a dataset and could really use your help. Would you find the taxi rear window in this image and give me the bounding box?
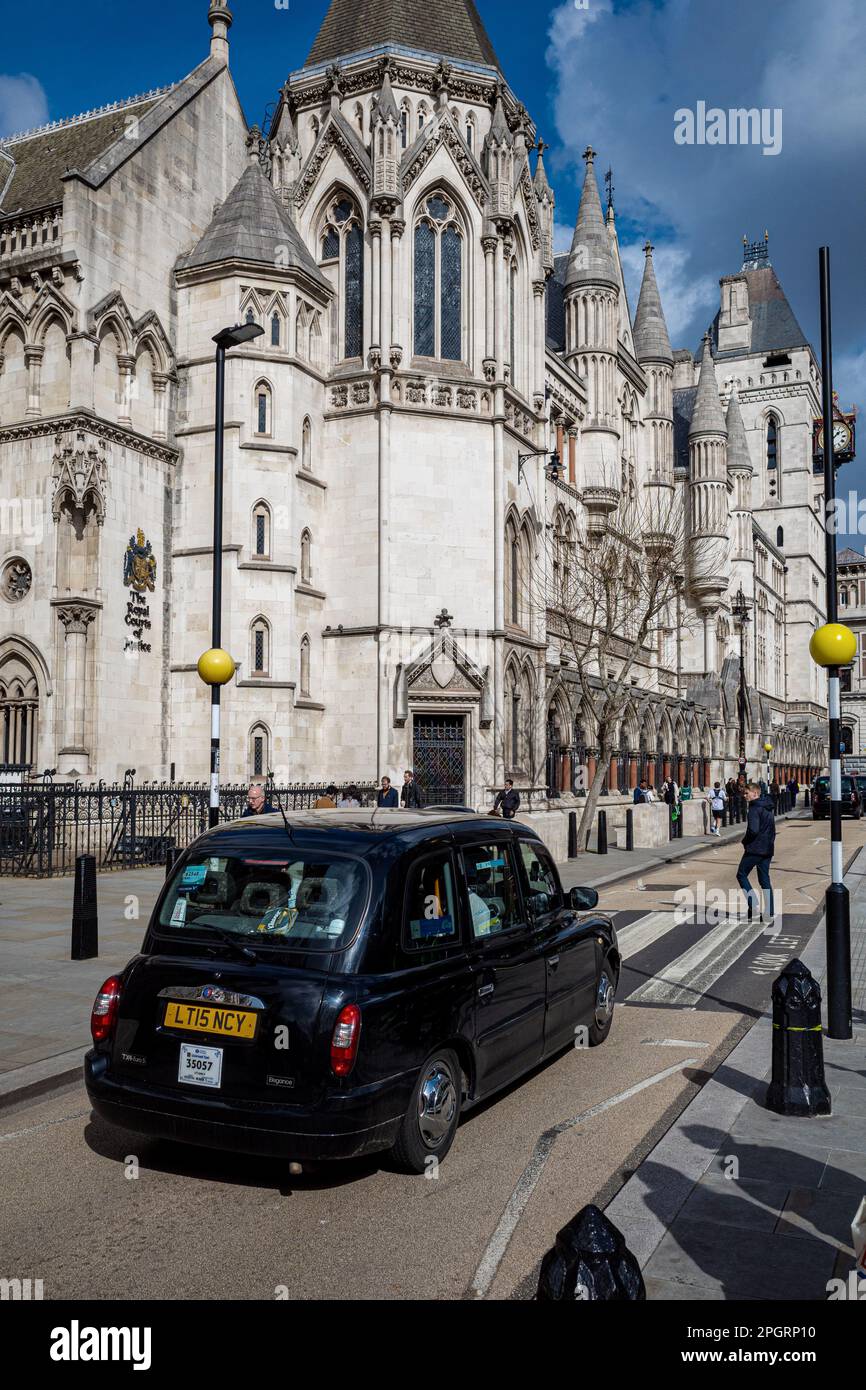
[158,852,368,951]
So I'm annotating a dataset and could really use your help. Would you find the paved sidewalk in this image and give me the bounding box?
[606,847,866,1300]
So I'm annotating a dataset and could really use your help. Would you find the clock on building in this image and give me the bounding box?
[814,404,856,463]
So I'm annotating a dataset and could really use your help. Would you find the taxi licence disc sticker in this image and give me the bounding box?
[170,897,187,925]
[182,865,208,887]
[477,858,505,870]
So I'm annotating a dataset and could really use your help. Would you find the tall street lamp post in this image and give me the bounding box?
[764,740,773,791]
[732,586,751,775]
[199,322,264,829]
[809,246,856,1040]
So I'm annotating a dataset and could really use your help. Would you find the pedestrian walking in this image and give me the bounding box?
[242,782,275,817]
[315,784,338,809]
[493,778,520,819]
[787,777,799,808]
[709,781,727,835]
[377,775,399,808]
[401,769,424,809]
[769,777,780,814]
[633,779,648,805]
[736,781,776,924]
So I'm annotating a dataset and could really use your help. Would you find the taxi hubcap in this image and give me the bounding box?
[418,1061,456,1146]
[595,972,614,1028]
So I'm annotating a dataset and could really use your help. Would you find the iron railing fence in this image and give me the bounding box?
[0,781,378,877]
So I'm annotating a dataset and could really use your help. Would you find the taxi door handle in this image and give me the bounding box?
[547,955,560,970]
[477,982,495,999]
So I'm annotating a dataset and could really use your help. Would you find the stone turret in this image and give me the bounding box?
[270,90,301,208]
[484,93,514,221]
[563,147,619,530]
[370,64,400,203]
[208,0,232,61]
[726,386,754,564]
[634,241,674,491]
[688,334,730,671]
[533,140,554,277]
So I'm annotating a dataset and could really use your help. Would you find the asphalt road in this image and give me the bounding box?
[2,816,860,1300]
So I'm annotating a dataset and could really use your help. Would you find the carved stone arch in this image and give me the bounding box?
[0,293,28,349]
[28,283,76,343]
[400,111,489,213]
[132,310,173,376]
[88,291,136,355]
[0,634,52,697]
[294,113,373,212]
[240,288,265,322]
[621,700,641,746]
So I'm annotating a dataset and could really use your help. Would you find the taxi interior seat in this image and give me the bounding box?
[236,880,286,916]
[193,870,234,908]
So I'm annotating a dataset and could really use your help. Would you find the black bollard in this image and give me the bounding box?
[804,787,811,808]
[625,808,633,851]
[597,809,608,855]
[668,802,675,841]
[568,810,578,860]
[765,959,831,1117]
[537,1204,646,1301]
[165,845,180,877]
[71,853,98,960]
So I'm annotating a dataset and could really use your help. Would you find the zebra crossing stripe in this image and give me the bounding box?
[628,916,766,1007]
[616,910,680,960]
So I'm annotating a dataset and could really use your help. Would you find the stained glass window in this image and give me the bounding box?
[271,313,280,346]
[255,512,266,555]
[414,221,435,357]
[345,224,363,359]
[322,227,339,260]
[333,200,352,223]
[253,736,263,776]
[441,227,462,361]
[257,392,268,434]
[254,627,265,673]
[767,417,778,468]
[427,196,450,221]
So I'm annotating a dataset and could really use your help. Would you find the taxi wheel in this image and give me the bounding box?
[390,1048,461,1174]
[588,958,616,1046]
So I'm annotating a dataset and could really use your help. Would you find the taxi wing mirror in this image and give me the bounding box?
[569,886,598,912]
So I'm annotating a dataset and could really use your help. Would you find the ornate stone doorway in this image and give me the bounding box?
[413,714,466,805]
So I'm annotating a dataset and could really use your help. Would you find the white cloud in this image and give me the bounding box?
[544,0,866,378]
[0,73,49,139]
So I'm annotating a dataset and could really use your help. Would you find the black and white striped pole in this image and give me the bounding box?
[809,246,855,1040]
[199,322,263,829]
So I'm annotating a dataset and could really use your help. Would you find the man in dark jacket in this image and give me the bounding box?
[736,782,776,922]
[401,769,423,808]
[377,775,399,808]
[493,779,520,819]
[242,783,275,817]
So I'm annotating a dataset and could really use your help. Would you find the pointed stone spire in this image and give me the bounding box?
[487,93,513,148]
[689,334,727,437]
[566,146,617,290]
[633,241,673,364]
[533,138,552,199]
[371,66,399,126]
[208,1,232,61]
[725,387,752,471]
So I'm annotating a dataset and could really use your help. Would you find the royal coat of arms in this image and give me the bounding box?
[123,528,157,593]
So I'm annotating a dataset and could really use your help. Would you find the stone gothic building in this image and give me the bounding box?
[0,0,827,800]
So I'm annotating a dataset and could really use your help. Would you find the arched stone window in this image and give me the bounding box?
[254,380,272,436]
[776,525,784,547]
[400,102,410,149]
[413,191,463,361]
[766,414,780,501]
[465,113,475,150]
[417,102,428,134]
[300,528,312,584]
[249,722,270,778]
[300,634,311,699]
[252,502,271,559]
[319,194,364,361]
[251,617,270,677]
[270,311,281,348]
[302,416,312,471]
[0,646,40,767]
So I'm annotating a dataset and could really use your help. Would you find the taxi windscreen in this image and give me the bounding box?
[157,853,368,951]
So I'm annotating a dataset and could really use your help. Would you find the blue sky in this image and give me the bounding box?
[2,0,864,535]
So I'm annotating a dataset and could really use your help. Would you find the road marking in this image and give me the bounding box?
[616,910,679,959]
[0,1108,90,1144]
[641,1038,710,1048]
[468,1059,698,1299]
[628,916,766,1007]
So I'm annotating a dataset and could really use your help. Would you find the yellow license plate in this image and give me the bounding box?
[163,1001,257,1040]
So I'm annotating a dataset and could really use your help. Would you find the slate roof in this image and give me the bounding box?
[0,91,170,215]
[307,0,500,68]
[632,243,672,364]
[672,385,697,469]
[689,335,727,436]
[708,263,810,359]
[178,163,329,287]
[565,153,617,291]
[838,547,866,566]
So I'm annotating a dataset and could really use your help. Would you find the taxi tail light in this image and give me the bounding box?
[91,976,122,1044]
[330,1004,361,1077]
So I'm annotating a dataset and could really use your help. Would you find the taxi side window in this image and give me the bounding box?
[404,853,459,951]
[462,843,520,940]
[518,841,562,921]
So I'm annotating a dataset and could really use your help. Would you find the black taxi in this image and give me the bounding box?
[85,810,619,1173]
